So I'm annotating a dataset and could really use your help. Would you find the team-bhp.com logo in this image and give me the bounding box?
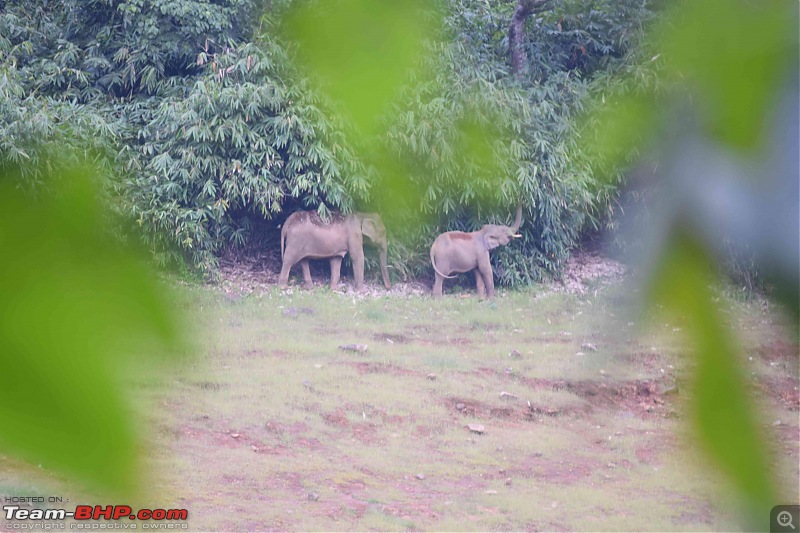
[4,505,188,529]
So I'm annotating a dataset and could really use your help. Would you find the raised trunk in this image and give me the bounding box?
[379,246,391,289]
[510,204,523,233]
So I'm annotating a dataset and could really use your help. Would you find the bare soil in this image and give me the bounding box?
[214,248,628,298]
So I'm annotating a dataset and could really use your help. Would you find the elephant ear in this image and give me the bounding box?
[484,233,501,250]
[360,215,379,241]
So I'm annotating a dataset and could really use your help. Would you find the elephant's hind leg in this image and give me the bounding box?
[329,256,343,290]
[300,260,313,289]
[432,272,445,297]
[278,259,294,288]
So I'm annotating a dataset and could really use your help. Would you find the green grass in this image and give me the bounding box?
[2,283,796,531]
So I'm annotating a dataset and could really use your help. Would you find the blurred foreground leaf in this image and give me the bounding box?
[0,163,180,495]
[282,0,448,223]
[284,0,439,136]
[649,233,776,525]
[580,0,797,525]
[661,0,797,150]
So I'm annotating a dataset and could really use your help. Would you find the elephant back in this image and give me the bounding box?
[287,210,348,228]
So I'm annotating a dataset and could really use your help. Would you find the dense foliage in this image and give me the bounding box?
[383,0,660,281]
[0,0,658,281]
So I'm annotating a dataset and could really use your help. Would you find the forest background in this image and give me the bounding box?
[0,0,666,284]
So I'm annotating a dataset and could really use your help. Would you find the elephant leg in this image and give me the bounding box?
[278,253,299,288]
[432,272,444,297]
[329,256,343,290]
[278,261,292,288]
[352,250,365,291]
[477,255,495,299]
[474,269,486,298]
[483,270,495,299]
[301,260,313,289]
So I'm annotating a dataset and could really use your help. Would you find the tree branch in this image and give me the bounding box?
[509,0,554,77]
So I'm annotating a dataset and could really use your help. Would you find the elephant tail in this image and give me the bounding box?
[280,222,287,260]
[430,248,457,279]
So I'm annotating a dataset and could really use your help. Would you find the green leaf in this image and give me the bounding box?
[648,232,775,527]
[283,0,440,136]
[0,163,180,496]
[661,0,798,150]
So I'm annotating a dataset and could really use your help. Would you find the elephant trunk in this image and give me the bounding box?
[510,203,523,233]
[379,245,391,289]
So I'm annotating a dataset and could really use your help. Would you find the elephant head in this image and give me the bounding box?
[430,204,523,298]
[479,204,523,250]
[358,213,391,289]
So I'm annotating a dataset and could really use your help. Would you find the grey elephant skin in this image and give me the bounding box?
[279,211,391,291]
[430,205,522,298]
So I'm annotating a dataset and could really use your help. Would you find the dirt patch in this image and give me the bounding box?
[465,321,503,332]
[212,250,627,297]
[321,409,351,429]
[178,426,295,455]
[770,423,800,459]
[756,376,800,411]
[446,396,584,422]
[524,335,573,344]
[186,380,227,391]
[553,251,627,294]
[264,420,311,437]
[341,361,421,377]
[500,373,675,418]
[350,422,382,445]
[505,453,595,485]
[621,349,670,373]
[418,335,473,348]
[754,340,799,365]
[750,341,799,411]
[634,446,659,465]
[282,306,316,318]
[564,379,670,417]
[449,397,504,419]
[216,251,280,295]
[373,332,411,344]
[320,408,386,446]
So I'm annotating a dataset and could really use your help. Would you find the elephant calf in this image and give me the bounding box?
[279,211,391,291]
[430,205,522,298]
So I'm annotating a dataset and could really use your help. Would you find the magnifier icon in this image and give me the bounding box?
[778,511,795,530]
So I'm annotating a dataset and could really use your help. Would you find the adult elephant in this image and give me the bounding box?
[430,205,522,298]
[279,211,391,291]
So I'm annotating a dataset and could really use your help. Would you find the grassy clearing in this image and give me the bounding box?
[1,282,797,531]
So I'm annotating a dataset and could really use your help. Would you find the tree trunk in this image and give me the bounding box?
[509,0,553,77]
